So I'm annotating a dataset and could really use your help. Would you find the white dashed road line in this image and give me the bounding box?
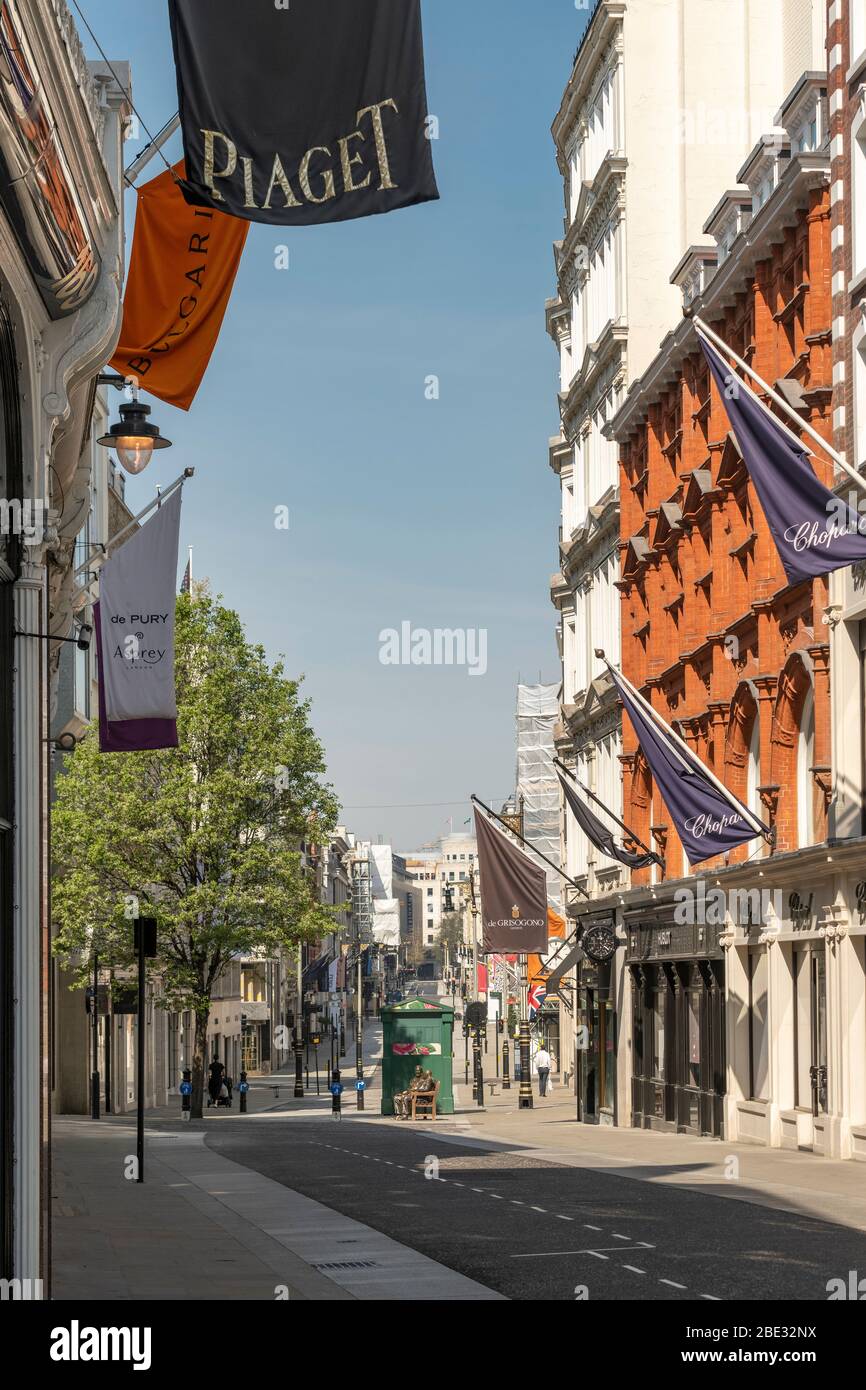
[308,1139,721,1302]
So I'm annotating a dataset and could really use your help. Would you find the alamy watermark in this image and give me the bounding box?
[379,622,487,676]
[673,881,782,926]
[0,498,46,545]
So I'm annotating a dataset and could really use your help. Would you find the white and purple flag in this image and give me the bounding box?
[96,487,182,753]
[607,662,770,866]
[699,331,866,584]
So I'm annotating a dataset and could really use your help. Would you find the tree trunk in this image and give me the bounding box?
[191,1008,210,1119]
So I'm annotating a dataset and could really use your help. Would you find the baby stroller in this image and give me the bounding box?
[217,1076,233,1108]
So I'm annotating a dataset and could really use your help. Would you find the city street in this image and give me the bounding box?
[205,1113,866,1303]
[51,1014,866,1305]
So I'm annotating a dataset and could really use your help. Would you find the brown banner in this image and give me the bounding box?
[474,808,548,954]
[111,161,248,410]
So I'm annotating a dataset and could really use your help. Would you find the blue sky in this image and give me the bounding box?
[79,0,588,850]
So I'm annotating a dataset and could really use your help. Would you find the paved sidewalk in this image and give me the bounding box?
[51,1114,500,1301]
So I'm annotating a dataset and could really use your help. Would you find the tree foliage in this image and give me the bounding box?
[52,590,339,1110]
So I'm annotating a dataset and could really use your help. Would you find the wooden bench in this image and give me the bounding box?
[410,1080,441,1121]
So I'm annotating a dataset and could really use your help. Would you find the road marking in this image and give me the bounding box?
[555,1215,573,1221]
[511,1200,524,1205]
[471,1188,484,1194]
[489,1193,503,1199]
[622,1265,646,1275]
[584,1224,602,1231]
[586,1251,609,1260]
[531,1206,547,1213]
[700,1294,721,1301]
[612,1233,631,1241]
[659,1279,688,1290]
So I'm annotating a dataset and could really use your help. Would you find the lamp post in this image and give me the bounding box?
[294,948,304,1098]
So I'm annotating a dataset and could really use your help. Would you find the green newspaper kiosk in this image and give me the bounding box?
[380,998,455,1116]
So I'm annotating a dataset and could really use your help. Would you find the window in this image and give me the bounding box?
[747,714,762,855]
[797,685,815,848]
[748,949,769,1100]
[853,109,866,280]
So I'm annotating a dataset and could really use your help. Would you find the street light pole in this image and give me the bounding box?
[294,949,304,1098]
[90,952,100,1121]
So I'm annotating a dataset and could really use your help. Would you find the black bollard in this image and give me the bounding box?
[238,1070,249,1114]
[180,1068,192,1118]
[502,1037,511,1090]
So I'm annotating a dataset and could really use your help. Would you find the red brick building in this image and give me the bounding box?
[616,136,833,878]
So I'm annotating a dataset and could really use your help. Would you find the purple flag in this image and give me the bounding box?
[557,771,657,870]
[95,601,179,753]
[699,332,866,584]
[608,664,769,866]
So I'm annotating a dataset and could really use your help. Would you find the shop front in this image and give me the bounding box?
[626,912,725,1138]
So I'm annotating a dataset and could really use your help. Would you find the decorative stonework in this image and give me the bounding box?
[47,0,105,142]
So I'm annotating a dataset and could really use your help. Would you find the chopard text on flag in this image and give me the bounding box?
[474,808,548,954]
[699,331,866,584]
[167,0,439,225]
[111,161,249,411]
[96,488,182,753]
[557,770,657,870]
[608,664,769,866]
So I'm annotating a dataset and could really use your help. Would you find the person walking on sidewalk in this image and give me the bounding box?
[535,1045,552,1098]
[207,1055,225,1108]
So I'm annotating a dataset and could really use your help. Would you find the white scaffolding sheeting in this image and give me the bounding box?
[517,682,561,912]
[372,897,400,947]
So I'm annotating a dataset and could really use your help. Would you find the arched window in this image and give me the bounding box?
[797,685,815,848]
[747,714,762,853]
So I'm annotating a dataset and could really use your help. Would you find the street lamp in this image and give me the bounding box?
[96,375,172,475]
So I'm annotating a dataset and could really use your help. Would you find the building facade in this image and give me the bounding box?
[0,0,130,1281]
[608,34,866,1159]
[546,0,821,1115]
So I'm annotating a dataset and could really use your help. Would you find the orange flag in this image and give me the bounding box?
[527,907,567,984]
[111,161,248,411]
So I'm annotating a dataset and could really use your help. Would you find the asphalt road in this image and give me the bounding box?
[206,1116,866,1301]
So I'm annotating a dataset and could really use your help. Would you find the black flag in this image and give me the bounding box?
[557,771,658,871]
[474,808,548,954]
[168,0,439,225]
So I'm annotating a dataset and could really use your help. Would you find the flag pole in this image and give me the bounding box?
[598,651,771,841]
[691,314,866,493]
[471,795,590,898]
[72,468,194,581]
[554,757,662,864]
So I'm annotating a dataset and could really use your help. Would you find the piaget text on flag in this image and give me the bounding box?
[201,100,403,213]
[168,0,439,226]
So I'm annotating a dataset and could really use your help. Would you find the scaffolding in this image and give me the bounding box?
[516,682,562,911]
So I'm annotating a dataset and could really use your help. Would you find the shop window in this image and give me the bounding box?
[748,949,770,1101]
[686,990,701,1090]
[651,988,665,1080]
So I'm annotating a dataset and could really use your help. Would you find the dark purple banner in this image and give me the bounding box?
[609,666,767,866]
[699,333,866,584]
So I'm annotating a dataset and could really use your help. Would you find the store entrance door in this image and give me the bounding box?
[576,964,615,1125]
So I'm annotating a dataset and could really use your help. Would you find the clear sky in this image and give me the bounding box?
[78,0,589,851]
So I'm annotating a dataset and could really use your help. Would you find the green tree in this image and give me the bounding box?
[52,590,339,1117]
